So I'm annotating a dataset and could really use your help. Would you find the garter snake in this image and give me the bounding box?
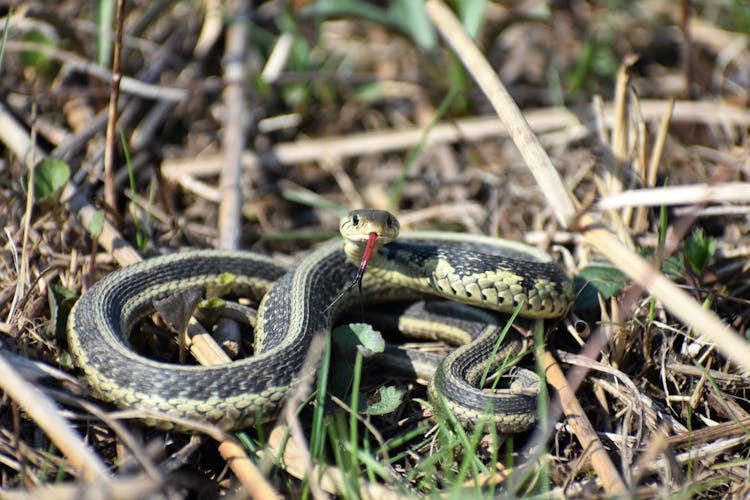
[68,210,574,432]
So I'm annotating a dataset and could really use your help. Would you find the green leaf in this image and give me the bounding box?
[200,297,226,309]
[205,272,237,299]
[661,255,685,279]
[48,283,77,341]
[455,0,488,39]
[281,82,310,108]
[304,0,436,49]
[33,158,70,201]
[19,29,57,75]
[393,0,436,50]
[89,209,105,238]
[354,82,385,103]
[329,359,355,402]
[365,386,404,415]
[684,227,715,275]
[330,323,385,408]
[350,323,385,353]
[575,264,628,310]
[332,323,385,355]
[0,9,11,74]
[221,273,237,284]
[304,1,397,31]
[58,350,75,370]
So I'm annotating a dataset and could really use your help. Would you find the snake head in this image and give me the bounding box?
[339,209,400,247]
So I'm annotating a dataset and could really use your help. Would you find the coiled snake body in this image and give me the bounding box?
[68,210,573,432]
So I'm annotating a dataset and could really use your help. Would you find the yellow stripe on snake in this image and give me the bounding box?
[68,210,574,432]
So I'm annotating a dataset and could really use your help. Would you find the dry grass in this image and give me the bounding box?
[1,1,749,498]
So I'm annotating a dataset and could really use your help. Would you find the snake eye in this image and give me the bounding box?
[351,214,360,226]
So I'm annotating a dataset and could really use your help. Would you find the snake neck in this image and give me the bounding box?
[343,238,370,268]
[343,238,435,291]
[342,238,406,275]
[343,236,573,318]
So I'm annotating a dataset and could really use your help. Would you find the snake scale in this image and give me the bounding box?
[68,210,574,432]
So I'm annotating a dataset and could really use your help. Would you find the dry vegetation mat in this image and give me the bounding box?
[1,1,750,498]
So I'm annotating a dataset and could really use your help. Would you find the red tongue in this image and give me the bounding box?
[357,231,378,277]
[324,231,379,312]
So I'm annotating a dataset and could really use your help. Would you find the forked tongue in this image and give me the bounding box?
[324,231,378,312]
